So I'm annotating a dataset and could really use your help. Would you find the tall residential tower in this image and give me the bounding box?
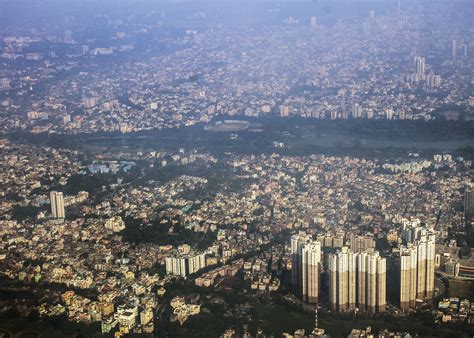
[292,233,321,303]
[50,191,65,219]
[329,247,386,313]
[398,221,436,309]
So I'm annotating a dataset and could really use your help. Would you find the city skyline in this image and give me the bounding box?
[0,0,473,336]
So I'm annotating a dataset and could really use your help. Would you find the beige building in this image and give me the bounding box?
[328,247,356,312]
[399,246,417,310]
[329,248,386,313]
[350,234,375,253]
[302,241,321,303]
[292,233,321,303]
[291,233,312,293]
[365,251,386,314]
[399,222,436,310]
[165,251,206,277]
[50,191,65,219]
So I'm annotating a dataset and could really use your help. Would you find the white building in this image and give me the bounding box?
[50,191,65,219]
[166,251,206,277]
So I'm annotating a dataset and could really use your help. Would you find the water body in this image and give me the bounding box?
[11,118,474,159]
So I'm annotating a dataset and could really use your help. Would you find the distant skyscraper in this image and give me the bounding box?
[414,56,425,75]
[397,0,401,16]
[50,191,65,219]
[465,187,474,218]
[426,74,441,89]
[452,39,457,60]
[351,103,362,119]
[310,16,317,32]
[292,233,321,303]
[280,105,290,117]
[461,43,468,57]
[369,10,375,20]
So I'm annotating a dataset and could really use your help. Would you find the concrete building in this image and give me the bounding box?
[329,248,386,313]
[356,250,386,314]
[401,219,422,243]
[292,233,321,303]
[365,251,386,314]
[291,233,312,293]
[465,187,474,219]
[165,251,206,277]
[328,247,356,312]
[50,191,65,219]
[302,241,321,303]
[351,103,362,118]
[452,39,457,60]
[398,222,436,309]
[414,56,426,75]
[350,234,375,253]
[357,252,367,311]
[310,16,317,32]
[399,246,417,310]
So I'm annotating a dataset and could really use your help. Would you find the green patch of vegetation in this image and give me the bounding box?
[251,303,314,335]
[11,205,42,221]
[0,315,102,338]
[318,312,472,337]
[121,216,216,251]
[61,173,118,195]
[447,279,474,299]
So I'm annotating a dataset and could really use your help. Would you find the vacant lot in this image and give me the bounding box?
[448,278,474,299]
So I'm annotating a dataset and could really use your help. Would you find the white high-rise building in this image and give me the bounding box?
[414,56,426,75]
[399,221,436,309]
[292,233,321,303]
[425,233,436,298]
[357,251,367,310]
[461,43,468,57]
[350,234,375,253]
[50,191,65,219]
[291,233,312,291]
[302,241,321,303]
[426,74,441,89]
[329,248,386,313]
[310,16,317,32]
[165,252,206,277]
[366,251,386,313]
[399,245,417,310]
[188,253,206,275]
[165,256,187,277]
[401,219,422,243]
[452,39,457,60]
[328,247,356,312]
[351,103,362,119]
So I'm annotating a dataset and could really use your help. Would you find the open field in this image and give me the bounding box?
[447,279,474,299]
